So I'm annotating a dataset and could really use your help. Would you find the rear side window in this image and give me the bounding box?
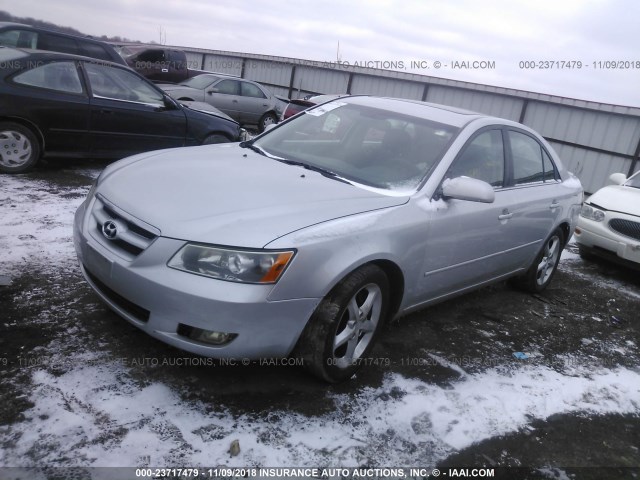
[13,61,83,94]
[0,29,38,48]
[136,49,165,62]
[509,130,557,185]
[84,62,164,104]
[241,82,266,98]
[38,33,80,55]
[80,42,113,61]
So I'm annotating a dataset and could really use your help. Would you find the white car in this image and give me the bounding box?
[575,171,640,269]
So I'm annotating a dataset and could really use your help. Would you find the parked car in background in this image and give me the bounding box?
[119,45,196,84]
[575,171,640,269]
[281,94,350,120]
[159,74,285,132]
[0,48,243,173]
[0,21,125,65]
[74,96,582,382]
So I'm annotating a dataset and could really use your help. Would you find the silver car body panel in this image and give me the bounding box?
[74,96,583,359]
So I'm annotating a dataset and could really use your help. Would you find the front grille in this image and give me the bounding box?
[84,266,150,323]
[609,218,640,241]
[90,195,159,259]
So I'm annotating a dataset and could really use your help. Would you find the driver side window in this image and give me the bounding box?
[84,62,164,104]
[447,129,505,187]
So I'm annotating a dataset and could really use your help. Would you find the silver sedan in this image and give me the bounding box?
[73,96,583,382]
[159,74,284,132]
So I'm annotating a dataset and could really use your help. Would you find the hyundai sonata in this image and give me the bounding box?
[74,96,583,381]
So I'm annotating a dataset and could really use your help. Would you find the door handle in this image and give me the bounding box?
[232,99,238,103]
[99,109,114,115]
[549,201,560,210]
[498,210,513,221]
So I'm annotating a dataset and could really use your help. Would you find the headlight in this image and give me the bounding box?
[168,244,295,284]
[580,204,605,222]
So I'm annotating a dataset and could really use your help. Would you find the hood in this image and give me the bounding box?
[97,145,408,247]
[588,185,640,217]
[159,84,196,93]
[179,100,234,122]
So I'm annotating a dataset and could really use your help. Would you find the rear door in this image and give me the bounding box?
[500,129,566,263]
[82,62,187,157]
[238,81,270,124]
[207,79,242,121]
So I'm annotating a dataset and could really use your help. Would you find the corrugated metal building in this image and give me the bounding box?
[178,46,640,193]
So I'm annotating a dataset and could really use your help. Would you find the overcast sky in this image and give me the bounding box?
[5,0,640,107]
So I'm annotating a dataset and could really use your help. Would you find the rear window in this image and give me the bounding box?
[0,29,37,49]
[80,42,113,61]
[38,33,80,55]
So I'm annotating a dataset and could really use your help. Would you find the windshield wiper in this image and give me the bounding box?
[278,159,351,185]
[239,141,267,156]
[239,141,287,161]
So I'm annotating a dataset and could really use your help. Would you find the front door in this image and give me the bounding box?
[82,62,187,157]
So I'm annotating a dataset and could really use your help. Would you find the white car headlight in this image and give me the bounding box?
[168,244,295,284]
[580,204,605,222]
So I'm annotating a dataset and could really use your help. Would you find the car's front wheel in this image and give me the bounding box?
[297,264,390,382]
[513,227,565,292]
[0,122,40,174]
[258,112,278,132]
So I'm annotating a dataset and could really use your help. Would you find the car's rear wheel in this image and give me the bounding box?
[258,112,277,132]
[202,133,229,145]
[297,264,389,382]
[0,122,40,174]
[513,227,565,293]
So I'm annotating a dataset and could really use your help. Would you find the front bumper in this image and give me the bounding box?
[575,213,640,267]
[73,200,319,359]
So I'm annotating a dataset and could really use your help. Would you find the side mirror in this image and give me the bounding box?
[207,88,219,95]
[608,172,627,185]
[442,176,495,203]
[163,95,179,110]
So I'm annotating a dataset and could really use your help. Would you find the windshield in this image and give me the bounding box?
[253,102,459,193]
[179,75,220,89]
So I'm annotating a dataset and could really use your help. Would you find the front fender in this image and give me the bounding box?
[265,202,426,305]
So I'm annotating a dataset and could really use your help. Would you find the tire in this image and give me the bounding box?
[0,122,40,174]
[202,134,229,145]
[258,112,277,132]
[297,264,390,382]
[513,227,565,293]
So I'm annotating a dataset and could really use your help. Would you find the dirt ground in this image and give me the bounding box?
[1,158,639,477]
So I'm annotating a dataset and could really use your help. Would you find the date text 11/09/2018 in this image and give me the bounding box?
[519,60,640,69]
[135,467,496,478]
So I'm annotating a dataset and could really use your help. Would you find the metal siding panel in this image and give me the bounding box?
[184,52,203,70]
[291,67,350,95]
[201,54,243,75]
[550,142,631,193]
[526,103,640,156]
[426,86,522,121]
[349,76,422,99]
[243,60,292,86]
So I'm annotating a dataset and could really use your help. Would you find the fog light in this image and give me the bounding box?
[178,324,237,345]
